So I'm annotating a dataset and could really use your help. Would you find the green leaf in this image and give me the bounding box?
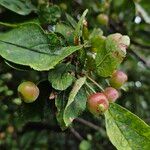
[48,63,75,90]
[90,35,105,53]
[39,5,61,24]
[63,77,87,127]
[5,60,31,71]
[0,23,83,71]
[66,13,77,28]
[95,34,128,77]
[135,3,150,24]
[46,33,62,52]
[0,0,36,15]
[74,9,88,38]
[89,28,103,39]
[105,103,150,150]
[139,0,150,16]
[55,23,74,44]
[55,91,68,130]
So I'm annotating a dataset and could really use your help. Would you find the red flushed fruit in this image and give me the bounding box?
[109,70,128,89]
[103,87,119,102]
[18,81,39,103]
[88,93,109,116]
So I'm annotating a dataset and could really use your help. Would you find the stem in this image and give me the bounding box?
[105,79,110,86]
[75,118,101,131]
[85,88,90,96]
[129,48,149,68]
[85,82,96,93]
[131,40,150,50]
[75,118,106,136]
[0,22,18,27]
[70,127,84,141]
[86,75,104,91]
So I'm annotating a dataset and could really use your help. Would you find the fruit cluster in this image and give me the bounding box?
[87,70,128,116]
[17,70,127,116]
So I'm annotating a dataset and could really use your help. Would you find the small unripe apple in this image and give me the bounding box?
[103,87,119,102]
[7,126,14,134]
[18,81,39,103]
[97,14,109,26]
[59,3,67,10]
[88,93,109,116]
[109,70,128,88]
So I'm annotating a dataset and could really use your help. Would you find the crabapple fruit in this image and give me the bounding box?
[109,70,128,88]
[103,87,119,102]
[18,81,39,103]
[88,92,109,116]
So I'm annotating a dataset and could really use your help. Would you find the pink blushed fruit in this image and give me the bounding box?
[104,87,119,102]
[87,93,109,116]
[109,70,128,89]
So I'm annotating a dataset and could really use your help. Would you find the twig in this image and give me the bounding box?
[86,75,104,91]
[70,127,84,141]
[85,82,96,93]
[129,49,149,68]
[75,118,106,137]
[75,118,102,131]
[131,40,150,50]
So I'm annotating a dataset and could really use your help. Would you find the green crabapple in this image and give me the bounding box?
[18,81,39,103]
[87,93,109,116]
[103,87,119,102]
[97,14,109,26]
[109,70,128,89]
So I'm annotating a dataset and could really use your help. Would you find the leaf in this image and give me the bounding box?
[139,0,150,16]
[66,13,77,28]
[5,60,31,71]
[0,0,36,15]
[89,28,103,39]
[55,23,74,44]
[105,103,150,150]
[55,91,68,130]
[74,9,88,38]
[95,34,127,77]
[90,35,105,53]
[63,77,87,127]
[39,5,61,24]
[135,3,150,24]
[46,33,62,52]
[48,63,75,90]
[0,23,83,71]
